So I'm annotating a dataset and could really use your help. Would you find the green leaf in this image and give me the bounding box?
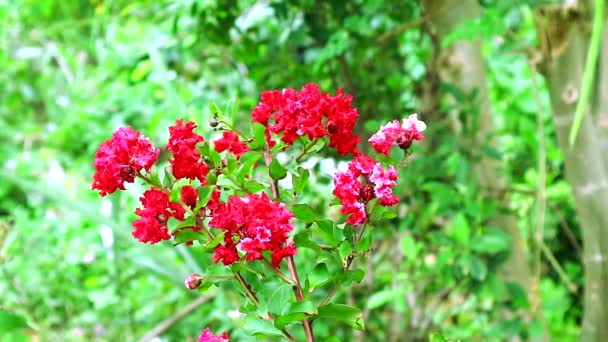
[355,229,372,252]
[172,229,206,246]
[274,301,317,329]
[292,204,318,223]
[250,122,267,149]
[267,284,294,315]
[338,241,352,261]
[367,289,398,310]
[235,151,263,180]
[291,167,310,195]
[209,101,223,117]
[244,181,267,193]
[202,232,224,251]
[471,229,510,254]
[194,186,214,212]
[170,178,190,202]
[316,304,364,330]
[243,316,284,338]
[469,255,487,281]
[451,213,470,244]
[293,231,320,251]
[269,159,287,180]
[216,175,240,190]
[429,332,447,342]
[401,235,417,260]
[313,220,340,246]
[168,216,196,234]
[308,263,331,289]
[0,311,29,333]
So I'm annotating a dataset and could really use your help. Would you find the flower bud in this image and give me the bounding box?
[210,117,219,128]
[184,273,204,290]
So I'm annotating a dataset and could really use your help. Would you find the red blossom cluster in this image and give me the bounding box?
[210,193,296,268]
[198,327,230,342]
[333,154,399,225]
[92,127,159,196]
[251,83,360,155]
[165,119,209,183]
[132,188,186,244]
[369,114,426,155]
[213,131,250,159]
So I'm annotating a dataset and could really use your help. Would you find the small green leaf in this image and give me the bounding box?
[471,229,510,254]
[274,301,317,329]
[173,229,206,246]
[469,255,487,281]
[249,122,267,149]
[170,178,190,202]
[293,231,320,251]
[267,284,294,315]
[209,101,223,116]
[269,159,287,180]
[313,220,340,246]
[308,263,331,289]
[0,311,29,333]
[168,217,196,234]
[291,167,310,195]
[244,181,267,193]
[194,186,214,212]
[292,204,318,223]
[243,316,283,338]
[235,151,262,180]
[203,232,224,251]
[451,213,470,244]
[317,304,364,330]
[367,289,398,310]
[355,229,372,252]
[429,332,447,342]
[401,235,417,260]
[339,241,352,261]
[216,175,240,190]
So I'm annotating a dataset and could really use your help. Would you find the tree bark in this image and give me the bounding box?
[422,0,536,321]
[535,3,608,341]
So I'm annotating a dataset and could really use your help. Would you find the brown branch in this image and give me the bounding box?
[137,295,213,342]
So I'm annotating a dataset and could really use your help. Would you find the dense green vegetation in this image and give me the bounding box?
[1,1,604,341]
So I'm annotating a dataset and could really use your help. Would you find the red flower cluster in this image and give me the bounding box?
[198,327,229,342]
[165,119,209,183]
[209,193,296,267]
[369,114,426,155]
[333,154,399,225]
[132,188,185,244]
[251,83,360,155]
[92,127,159,196]
[214,131,250,159]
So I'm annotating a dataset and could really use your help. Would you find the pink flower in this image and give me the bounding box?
[184,273,203,290]
[369,114,426,155]
[165,119,209,183]
[132,188,185,244]
[251,83,360,155]
[210,193,296,267]
[213,131,250,159]
[92,126,159,196]
[333,154,400,225]
[198,327,230,342]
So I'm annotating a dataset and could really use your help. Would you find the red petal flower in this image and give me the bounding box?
[198,327,230,342]
[369,114,426,155]
[132,188,185,244]
[165,119,209,183]
[92,126,159,196]
[213,131,250,159]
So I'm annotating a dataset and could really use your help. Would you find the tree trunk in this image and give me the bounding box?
[535,3,608,341]
[422,0,536,324]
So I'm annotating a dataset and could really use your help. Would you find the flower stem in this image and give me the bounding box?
[264,143,316,342]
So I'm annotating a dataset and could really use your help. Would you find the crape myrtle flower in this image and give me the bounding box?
[92,126,159,196]
[333,153,399,225]
[213,131,250,159]
[184,273,203,290]
[132,188,185,244]
[198,327,230,342]
[165,119,209,183]
[209,192,296,268]
[251,83,360,155]
[369,114,426,155]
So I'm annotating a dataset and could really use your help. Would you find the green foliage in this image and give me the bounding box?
[0,0,583,341]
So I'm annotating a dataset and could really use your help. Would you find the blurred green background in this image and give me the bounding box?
[1,0,602,341]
